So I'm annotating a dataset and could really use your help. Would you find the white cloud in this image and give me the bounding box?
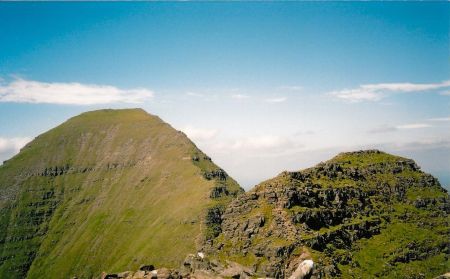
[208,135,307,159]
[429,116,450,122]
[0,137,32,164]
[330,80,450,103]
[361,81,450,92]
[181,126,219,141]
[396,123,432,129]
[330,89,383,103]
[231,94,250,100]
[264,97,287,103]
[0,78,153,105]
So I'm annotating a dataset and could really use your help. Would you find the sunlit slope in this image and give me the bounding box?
[0,109,242,279]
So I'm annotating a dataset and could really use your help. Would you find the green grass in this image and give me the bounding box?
[341,221,449,278]
[329,150,406,167]
[0,109,242,279]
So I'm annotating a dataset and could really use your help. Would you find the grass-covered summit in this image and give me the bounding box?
[0,108,242,279]
[211,150,449,278]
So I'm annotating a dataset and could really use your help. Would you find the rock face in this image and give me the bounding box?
[0,109,243,279]
[209,150,449,278]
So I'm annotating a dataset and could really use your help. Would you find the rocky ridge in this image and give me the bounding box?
[206,150,449,278]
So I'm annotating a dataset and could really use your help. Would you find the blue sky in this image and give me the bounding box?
[0,2,449,189]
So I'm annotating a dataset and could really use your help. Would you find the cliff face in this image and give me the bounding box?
[210,150,449,278]
[0,109,242,279]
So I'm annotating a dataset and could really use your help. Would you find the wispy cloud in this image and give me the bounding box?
[181,126,219,141]
[397,123,432,129]
[362,81,450,92]
[331,89,382,102]
[0,78,153,105]
[375,138,450,153]
[207,135,306,160]
[0,137,32,164]
[264,97,287,103]
[231,94,250,100]
[330,80,450,103]
[368,125,398,134]
[428,116,450,122]
[369,123,432,133]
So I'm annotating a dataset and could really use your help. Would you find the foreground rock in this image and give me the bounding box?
[102,253,315,279]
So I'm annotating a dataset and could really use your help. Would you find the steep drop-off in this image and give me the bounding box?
[210,150,449,278]
[0,109,242,279]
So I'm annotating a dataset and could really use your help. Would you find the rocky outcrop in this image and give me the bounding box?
[209,150,449,278]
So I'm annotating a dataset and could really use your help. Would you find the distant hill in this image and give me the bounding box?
[210,150,449,278]
[0,109,242,279]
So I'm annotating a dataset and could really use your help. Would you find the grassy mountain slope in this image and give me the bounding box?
[211,150,449,278]
[0,109,242,279]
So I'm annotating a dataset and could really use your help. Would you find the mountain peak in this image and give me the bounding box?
[0,109,242,279]
[329,149,414,166]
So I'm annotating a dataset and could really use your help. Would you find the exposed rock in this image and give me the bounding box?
[209,150,449,278]
[132,271,146,279]
[203,169,228,181]
[287,260,314,279]
[116,271,132,278]
[210,185,230,199]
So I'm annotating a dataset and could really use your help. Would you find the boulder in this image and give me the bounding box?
[132,270,146,279]
[288,260,314,279]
